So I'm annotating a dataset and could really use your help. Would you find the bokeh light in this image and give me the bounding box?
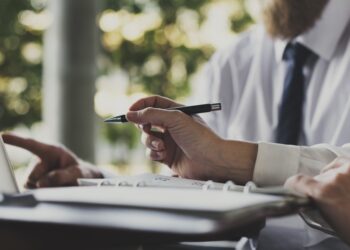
[18,9,51,32]
[21,42,42,64]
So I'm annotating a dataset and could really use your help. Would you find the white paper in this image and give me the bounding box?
[78,173,244,191]
[33,186,283,213]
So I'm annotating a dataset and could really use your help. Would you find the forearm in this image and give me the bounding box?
[285,158,350,246]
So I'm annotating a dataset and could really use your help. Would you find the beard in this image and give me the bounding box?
[261,0,329,39]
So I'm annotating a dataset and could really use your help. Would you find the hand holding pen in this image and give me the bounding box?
[121,95,255,183]
[119,95,224,180]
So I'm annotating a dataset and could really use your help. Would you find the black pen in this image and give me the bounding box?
[104,103,222,123]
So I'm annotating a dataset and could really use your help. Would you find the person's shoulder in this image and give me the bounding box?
[210,25,272,68]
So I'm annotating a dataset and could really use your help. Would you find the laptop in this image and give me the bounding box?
[0,136,19,194]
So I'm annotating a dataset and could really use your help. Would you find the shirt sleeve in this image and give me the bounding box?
[253,142,350,186]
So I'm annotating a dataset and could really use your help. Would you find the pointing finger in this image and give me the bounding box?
[2,134,51,159]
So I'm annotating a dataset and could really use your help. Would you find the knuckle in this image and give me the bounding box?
[293,174,304,183]
[153,95,162,101]
[142,107,154,116]
[49,144,65,155]
[169,110,186,122]
[48,172,62,185]
[74,166,84,178]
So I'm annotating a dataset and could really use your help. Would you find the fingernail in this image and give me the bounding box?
[151,140,160,149]
[154,152,162,160]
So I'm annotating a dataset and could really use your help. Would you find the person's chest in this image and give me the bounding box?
[225,35,350,147]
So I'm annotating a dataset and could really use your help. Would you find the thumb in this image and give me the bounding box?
[284,174,320,197]
[126,108,188,129]
[26,161,48,188]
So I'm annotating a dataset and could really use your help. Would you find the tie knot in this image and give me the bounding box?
[283,43,314,65]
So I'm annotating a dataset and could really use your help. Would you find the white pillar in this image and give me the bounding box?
[43,0,98,162]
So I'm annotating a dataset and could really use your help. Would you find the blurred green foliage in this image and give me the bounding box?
[99,0,254,148]
[101,0,212,99]
[0,0,254,157]
[0,0,42,130]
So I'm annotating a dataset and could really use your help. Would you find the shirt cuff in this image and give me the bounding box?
[253,142,301,186]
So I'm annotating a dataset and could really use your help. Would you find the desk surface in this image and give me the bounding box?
[0,202,262,250]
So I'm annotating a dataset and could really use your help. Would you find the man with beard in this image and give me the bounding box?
[3,0,350,249]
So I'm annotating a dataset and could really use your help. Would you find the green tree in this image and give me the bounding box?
[0,0,43,130]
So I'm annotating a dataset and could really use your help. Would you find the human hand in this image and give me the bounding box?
[285,157,350,244]
[2,134,103,188]
[127,96,257,183]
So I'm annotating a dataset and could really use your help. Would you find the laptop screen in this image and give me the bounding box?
[0,136,19,194]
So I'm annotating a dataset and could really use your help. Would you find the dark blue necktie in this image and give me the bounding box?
[276,43,314,145]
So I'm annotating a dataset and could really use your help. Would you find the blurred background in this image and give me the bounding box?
[0,0,257,184]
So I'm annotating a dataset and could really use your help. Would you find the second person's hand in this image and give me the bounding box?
[2,134,103,188]
[285,157,350,245]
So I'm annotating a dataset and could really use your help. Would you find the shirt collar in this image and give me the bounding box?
[274,0,350,62]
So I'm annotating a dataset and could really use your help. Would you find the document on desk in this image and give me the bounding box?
[77,173,292,195]
[0,175,323,244]
[30,173,310,218]
[78,173,232,189]
[33,186,303,213]
[76,173,333,236]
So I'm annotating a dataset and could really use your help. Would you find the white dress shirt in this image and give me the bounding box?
[192,0,350,186]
